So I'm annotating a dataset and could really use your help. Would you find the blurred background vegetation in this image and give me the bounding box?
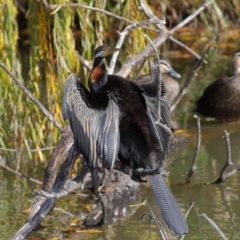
[0,0,239,165]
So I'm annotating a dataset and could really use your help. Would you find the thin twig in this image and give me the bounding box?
[168,36,208,63]
[186,115,201,185]
[138,0,166,30]
[185,202,195,220]
[171,52,207,111]
[35,166,90,199]
[0,146,55,152]
[142,199,168,240]
[75,51,92,71]
[199,213,228,240]
[118,0,212,78]
[108,18,162,74]
[170,0,214,34]
[0,62,63,132]
[116,29,169,78]
[49,3,134,24]
[223,166,240,180]
[53,207,75,218]
[139,0,211,62]
[214,130,236,184]
[0,162,42,185]
[180,202,195,240]
[38,0,134,24]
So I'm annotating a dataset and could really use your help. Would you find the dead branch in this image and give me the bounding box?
[138,0,165,31]
[38,0,134,24]
[0,162,42,185]
[117,0,213,78]
[116,30,169,78]
[10,144,80,240]
[170,0,214,35]
[35,166,91,199]
[171,52,207,111]
[142,200,168,240]
[214,130,240,184]
[0,62,63,132]
[185,202,195,220]
[199,213,228,240]
[180,202,195,240]
[108,18,163,74]
[186,115,201,185]
[28,127,73,221]
[0,146,55,152]
[139,0,211,60]
[41,127,73,192]
[168,36,208,63]
[53,207,75,218]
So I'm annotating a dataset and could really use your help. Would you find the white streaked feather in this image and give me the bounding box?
[62,73,121,170]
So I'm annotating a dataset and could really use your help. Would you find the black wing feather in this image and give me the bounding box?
[62,74,120,190]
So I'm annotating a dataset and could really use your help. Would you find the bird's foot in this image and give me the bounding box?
[132,166,160,177]
[113,161,147,182]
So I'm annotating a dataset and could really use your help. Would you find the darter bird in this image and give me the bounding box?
[62,45,189,235]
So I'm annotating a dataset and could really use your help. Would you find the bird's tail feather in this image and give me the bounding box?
[149,174,189,235]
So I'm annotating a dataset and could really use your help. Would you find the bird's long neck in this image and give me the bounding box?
[89,57,107,92]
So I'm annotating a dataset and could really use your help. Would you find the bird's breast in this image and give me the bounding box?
[90,66,102,83]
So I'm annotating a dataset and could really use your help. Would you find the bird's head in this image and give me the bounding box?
[159,58,181,79]
[93,45,119,59]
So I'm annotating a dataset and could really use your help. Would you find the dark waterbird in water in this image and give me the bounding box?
[135,57,181,130]
[194,50,240,121]
[61,45,188,235]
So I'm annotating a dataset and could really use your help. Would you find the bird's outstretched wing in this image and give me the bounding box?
[62,74,120,190]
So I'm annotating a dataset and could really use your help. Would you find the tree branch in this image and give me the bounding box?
[116,30,169,78]
[108,18,162,74]
[139,0,211,62]
[142,200,168,240]
[170,0,214,34]
[0,62,63,132]
[186,115,201,185]
[171,52,207,111]
[214,130,240,184]
[199,213,228,240]
[38,0,135,25]
[0,161,42,185]
[180,202,195,240]
[117,0,213,78]
[169,36,208,63]
[10,144,80,240]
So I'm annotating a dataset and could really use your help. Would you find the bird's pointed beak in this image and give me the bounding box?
[103,47,120,57]
[168,68,181,79]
